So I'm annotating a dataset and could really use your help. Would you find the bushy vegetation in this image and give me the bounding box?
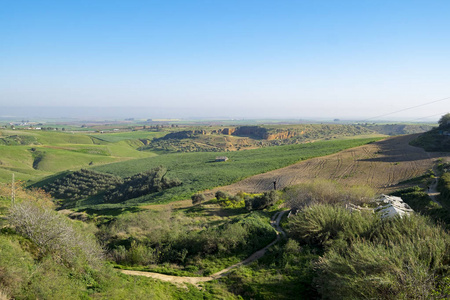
[104,166,182,203]
[99,209,276,275]
[410,114,450,152]
[9,200,103,267]
[438,172,450,205]
[245,190,279,211]
[42,169,123,200]
[0,185,237,299]
[191,193,206,205]
[287,204,450,299]
[391,186,450,226]
[0,134,39,145]
[410,128,450,152]
[284,180,375,210]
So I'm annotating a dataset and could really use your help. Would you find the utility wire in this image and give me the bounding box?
[411,112,448,121]
[362,96,450,122]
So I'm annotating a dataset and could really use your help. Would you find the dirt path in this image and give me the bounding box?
[120,210,289,286]
[427,165,441,205]
[202,135,450,197]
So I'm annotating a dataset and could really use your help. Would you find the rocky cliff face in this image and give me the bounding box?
[265,130,304,140]
[158,130,208,140]
[221,128,236,135]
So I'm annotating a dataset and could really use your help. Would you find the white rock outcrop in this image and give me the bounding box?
[374,194,413,219]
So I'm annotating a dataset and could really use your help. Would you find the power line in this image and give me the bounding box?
[411,112,448,121]
[362,96,450,122]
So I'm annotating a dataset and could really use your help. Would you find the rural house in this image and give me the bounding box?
[215,156,228,162]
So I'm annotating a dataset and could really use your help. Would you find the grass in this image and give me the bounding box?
[0,129,156,184]
[76,137,382,211]
[90,131,166,143]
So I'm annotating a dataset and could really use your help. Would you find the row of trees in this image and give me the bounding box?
[103,166,182,203]
[43,167,182,204]
[43,169,123,200]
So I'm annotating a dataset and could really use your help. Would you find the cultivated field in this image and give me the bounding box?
[205,134,450,196]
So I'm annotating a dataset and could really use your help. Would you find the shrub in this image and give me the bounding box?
[215,190,231,200]
[315,215,450,299]
[290,203,450,299]
[284,180,374,210]
[191,193,205,205]
[8,200,103,267]
[287,204,376,249]
[245,191,279,211]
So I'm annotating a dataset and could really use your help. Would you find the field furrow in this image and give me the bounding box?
[207,134,450,196]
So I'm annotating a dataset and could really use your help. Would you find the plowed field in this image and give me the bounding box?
[205,134,450,196]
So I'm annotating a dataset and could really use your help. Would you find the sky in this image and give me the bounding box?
[1,0,450,121]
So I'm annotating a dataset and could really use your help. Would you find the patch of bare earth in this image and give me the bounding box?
[203,134,450,197]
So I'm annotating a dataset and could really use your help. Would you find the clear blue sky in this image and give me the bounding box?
[1,0,449,120]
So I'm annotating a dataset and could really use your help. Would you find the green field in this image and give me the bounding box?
[89,131,166,142]
[76,137,382,210]
[0,130,158,183]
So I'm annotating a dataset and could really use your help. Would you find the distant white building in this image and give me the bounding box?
[215,156,229,162]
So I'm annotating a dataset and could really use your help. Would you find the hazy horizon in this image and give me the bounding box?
[1,1,450,122]
[0,105,443,123]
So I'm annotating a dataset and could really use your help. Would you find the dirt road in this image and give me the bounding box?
[120,210,289,286]
[204,135,449,197]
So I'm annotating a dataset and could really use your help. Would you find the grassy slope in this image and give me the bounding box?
[0,130,158,183]
[84,137,381,210]
[90,131,166,142]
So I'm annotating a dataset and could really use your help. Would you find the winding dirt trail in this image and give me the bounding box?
[120,210,289,286]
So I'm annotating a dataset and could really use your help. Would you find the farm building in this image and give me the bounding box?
[215,156,229,162]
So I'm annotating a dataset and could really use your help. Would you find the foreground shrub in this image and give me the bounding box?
[287,204,376,249]
[291,204,450,299]
[9,201,103,267]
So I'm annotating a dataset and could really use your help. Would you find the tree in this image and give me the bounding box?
[438,113,450,128]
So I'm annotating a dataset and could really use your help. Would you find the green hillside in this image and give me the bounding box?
[0,130,158,183]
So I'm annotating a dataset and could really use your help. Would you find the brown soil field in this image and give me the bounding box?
[203,134,450,197]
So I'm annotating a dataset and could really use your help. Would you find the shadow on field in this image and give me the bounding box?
[358,135,435,163]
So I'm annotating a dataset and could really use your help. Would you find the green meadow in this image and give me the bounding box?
[0,130,159,183]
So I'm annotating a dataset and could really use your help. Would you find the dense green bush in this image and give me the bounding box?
[287,203,450,299]
[191,193,206,205]
[215,190,231,200]
[287,204,376,249]
[245,191,279,211]
[438,172,450,204]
